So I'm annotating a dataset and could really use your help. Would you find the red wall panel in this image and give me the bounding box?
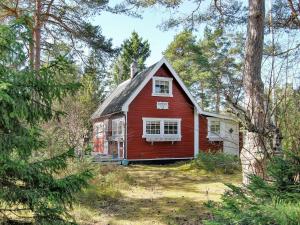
[127,64,195,160]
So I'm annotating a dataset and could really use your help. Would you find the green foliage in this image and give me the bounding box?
[164,30,210,108]
[199,27,243,112]
[112,31,150,84]
[204,152,300,225]
[193,152,240,174]
[277,86,300,151]
[164,28,243,112]
[0,0,117,64]
[0,23,93,224]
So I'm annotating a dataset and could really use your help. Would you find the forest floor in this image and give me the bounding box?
[72,161,241,225]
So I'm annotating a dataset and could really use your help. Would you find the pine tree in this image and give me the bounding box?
[164,30,209,109]
[112,31,150,84]
[0,21,92,224]
[199,27,243,113]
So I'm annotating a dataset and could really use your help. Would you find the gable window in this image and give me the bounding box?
[152,77,173,97]
[143,118,181,142]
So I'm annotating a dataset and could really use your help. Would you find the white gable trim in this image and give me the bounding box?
[122,57,202,113]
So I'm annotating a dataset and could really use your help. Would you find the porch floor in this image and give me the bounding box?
[92,153,122,164]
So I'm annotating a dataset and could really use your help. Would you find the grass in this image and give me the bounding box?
[72,161,242,225]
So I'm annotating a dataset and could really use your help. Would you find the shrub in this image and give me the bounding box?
[193,152,240,174]
[204,151,300,225]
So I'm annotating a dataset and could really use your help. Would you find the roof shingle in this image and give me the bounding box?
[91,62,158,119]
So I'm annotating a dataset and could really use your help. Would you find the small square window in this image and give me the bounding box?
[152,77,173,97]
[155,80,169,94]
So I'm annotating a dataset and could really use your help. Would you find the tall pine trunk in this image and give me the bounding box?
[34,0,42,71]
[241,0,266,184]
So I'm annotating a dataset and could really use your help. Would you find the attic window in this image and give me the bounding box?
[152,77,173,97]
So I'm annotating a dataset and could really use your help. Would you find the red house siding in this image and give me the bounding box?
[126,65,195,160]
[199,115,223,152]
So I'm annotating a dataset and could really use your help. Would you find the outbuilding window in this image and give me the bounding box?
[143,118,181,142]
[152,77,173,97]
[207,118,223,141]
[210,121,220,135]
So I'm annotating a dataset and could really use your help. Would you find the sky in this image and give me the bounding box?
[92,2,201,66]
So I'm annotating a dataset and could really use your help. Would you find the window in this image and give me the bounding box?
[207,118,223,141]
[210,121,220,135]
[142,118,181,141]
[94,122,103,138]
[112,118,125,140]
[164,121,178,134]
[152,77,173,97]
[157,102,169,110]
[146,121,160,134]
[112,120,118,137]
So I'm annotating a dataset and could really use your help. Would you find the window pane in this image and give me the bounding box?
[164,121,178,134]
[146,121,160,134]
[210,121,220,134]
[112,121,118,136]
[155,80,169,94]
[118,121,123,135]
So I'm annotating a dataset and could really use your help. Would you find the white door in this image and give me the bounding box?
[223,122,239,156]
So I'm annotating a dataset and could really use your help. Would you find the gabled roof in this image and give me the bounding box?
[92,57,201,119]
[91,62,158,119]
[91,57,235,121]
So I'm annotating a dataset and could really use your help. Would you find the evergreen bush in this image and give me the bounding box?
[0,21,92,224]
[193,152,240,174]
[204,151,300,225]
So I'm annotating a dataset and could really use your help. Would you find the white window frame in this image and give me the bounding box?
[112,118,125,140]
[152,77,173,97]
[207,118,223,141]
[142,117,181,141]
[157,102,169,110]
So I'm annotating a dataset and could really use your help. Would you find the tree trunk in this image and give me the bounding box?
[241,0,266,184]
[34,0,42,71]
[215,87,220,113]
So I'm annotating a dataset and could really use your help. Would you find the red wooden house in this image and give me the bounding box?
[91,57,240,162]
